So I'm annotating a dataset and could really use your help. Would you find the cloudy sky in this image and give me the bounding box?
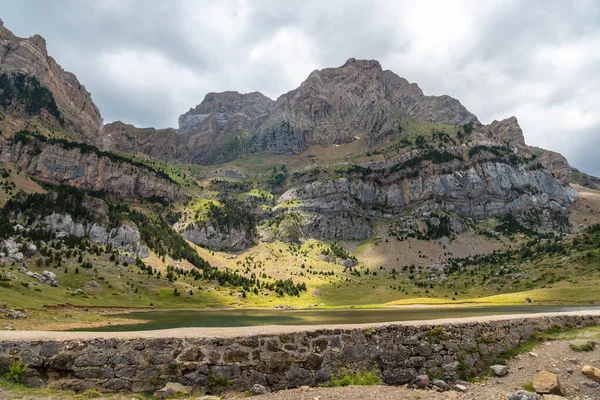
[3,0,599,175]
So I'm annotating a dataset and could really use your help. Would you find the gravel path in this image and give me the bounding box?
[0,310,599,341]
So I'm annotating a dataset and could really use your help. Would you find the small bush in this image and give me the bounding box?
[207,373,231,388]
[523,381,535,391]
[320,370,382,387]
[569,341,596,352]
[5,359,28,382]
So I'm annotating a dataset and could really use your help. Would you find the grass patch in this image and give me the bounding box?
[523,380,535,391]
[569,341,596,352]
[320,370,382,387]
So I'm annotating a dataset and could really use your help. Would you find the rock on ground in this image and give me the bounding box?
[581,365,600,383]
[532,371,563,395]
[490,364,508,377]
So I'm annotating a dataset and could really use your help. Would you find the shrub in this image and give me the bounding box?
[5,359,28,382]
[320,369,382,387]
[569,341,596,352]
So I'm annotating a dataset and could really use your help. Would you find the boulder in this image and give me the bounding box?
[338,258,358,268]
[153,382,192,400]
[413,374,430,389]
[491,364,508,377]
[532,371,563,395]
[454,384,467,392]
[39,271,58,286]
[10,252,24,262]
[508,391,540,400]
[25,243,37,256]
[86,281,100,289]
[432,379,449,391]
[250,384,270,395]
[581,365,600,383]
[0,239,19,257]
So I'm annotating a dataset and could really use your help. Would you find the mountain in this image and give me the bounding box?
[0,19,600,322]
[0,18,102,142]
[104,58,478,164]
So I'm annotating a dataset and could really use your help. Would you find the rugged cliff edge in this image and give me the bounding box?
[0,18,102,142]
[0,133,180,202]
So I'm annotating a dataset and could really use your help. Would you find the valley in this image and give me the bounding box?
[0,15,600,399]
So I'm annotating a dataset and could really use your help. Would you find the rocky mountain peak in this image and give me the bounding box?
[342,57,383,70]
[0,21,102,142]
[483,116,526,148]
[178,91,274,133]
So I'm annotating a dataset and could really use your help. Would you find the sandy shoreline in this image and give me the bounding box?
[0,310,599,341]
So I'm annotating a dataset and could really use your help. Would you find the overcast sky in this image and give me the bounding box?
[2,0,599,175]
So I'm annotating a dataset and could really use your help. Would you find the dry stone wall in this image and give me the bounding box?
[1,314,599,394]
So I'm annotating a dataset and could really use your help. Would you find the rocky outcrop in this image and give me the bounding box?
[483,117,526,148]
[0,19,102,142]
[0,238,22,262]
[178,91,275,134]
[259,211,372,242]
[279,162,576,221]
[40,213,150,258]
[479,117,600,190]
[178,222,256,251]
[0,135,180,201]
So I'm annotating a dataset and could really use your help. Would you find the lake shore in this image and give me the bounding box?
[1,309,599,339]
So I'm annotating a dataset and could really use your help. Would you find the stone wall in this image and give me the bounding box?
[1,313,599,394]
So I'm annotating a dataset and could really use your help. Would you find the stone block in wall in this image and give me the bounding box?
[285,366,312,388]
[382,368,416,385]
[211,365,241,380]
[73,366,114,379]
[104,378,131,391]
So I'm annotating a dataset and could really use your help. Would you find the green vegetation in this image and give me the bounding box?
[5,360,28,383]
[569,341,596,352]
[320,370,382,387]
[207,373,231,388]
[523,381,535,391]
[468,145,527,166]
[205,198,256,237]
[321,243,356,260]
[0,73,62,123]
[388,149,462,176]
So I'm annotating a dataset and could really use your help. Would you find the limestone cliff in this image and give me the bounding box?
[41,213,150,258]
[0,134,180,201]
[476,116,599,189]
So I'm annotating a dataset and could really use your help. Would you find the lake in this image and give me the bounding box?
[73,304,600,332]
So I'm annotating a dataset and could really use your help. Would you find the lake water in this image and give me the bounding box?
[73,305,600,332]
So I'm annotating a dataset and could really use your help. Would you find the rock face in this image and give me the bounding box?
[179,222,256,251]
[0,135,180,202]
[276,160,576,239]
[40,213,150,258]
[0,19,102,142]
[104,58,478,165]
